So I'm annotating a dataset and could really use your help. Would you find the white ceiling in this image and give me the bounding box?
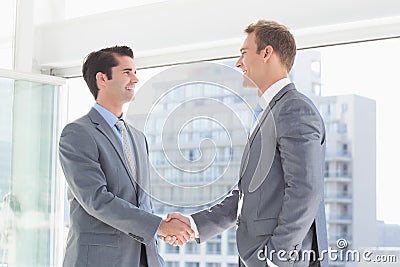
[33,0,400,75]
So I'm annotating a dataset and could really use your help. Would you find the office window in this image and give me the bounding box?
[185,263,199,267]
[206,263,221,267]
[0,77,64,266]
[62,37,400,264]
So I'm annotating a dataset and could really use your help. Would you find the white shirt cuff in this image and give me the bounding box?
[267,258,278,267]
[189,215,200,238]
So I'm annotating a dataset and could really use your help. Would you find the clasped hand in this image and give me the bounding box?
[157,213,193,246]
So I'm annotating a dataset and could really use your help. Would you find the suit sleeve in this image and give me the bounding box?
[267,98,325,266]
[59,123,162,245]
[191,189,239,242]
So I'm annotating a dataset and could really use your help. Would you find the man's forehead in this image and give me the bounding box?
[113,56,135,68]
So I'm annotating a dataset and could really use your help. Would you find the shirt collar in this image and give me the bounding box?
[93,103,124,129]
[259,77,291,109]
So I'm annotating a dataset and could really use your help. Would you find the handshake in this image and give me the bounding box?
[157,213,194,246]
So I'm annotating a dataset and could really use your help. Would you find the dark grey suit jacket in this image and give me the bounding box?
[192,84,328,267]
[59,108,164,267]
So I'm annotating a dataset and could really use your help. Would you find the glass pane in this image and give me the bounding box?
[310,39,400,251]
[0,77,63,267]
[0,0,16,69]
[0,78,14,265]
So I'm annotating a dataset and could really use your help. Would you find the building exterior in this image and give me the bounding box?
[318,94,377,267]
[293,51,378,266]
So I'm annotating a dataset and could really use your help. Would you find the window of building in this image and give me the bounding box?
[185,263,199,267]
[206,242,221,254]
[227,241,238,255]
[342,164,348,176]
[342,143,348,155]
[343,184,348,194]
[311,60,321,75]
[206,263,221,267]
[166,262,180,267]
[165,244,180,254]
[324,162,330,177]
[185,241,200,254]
[189,149,194,161]
[312,83,322,96]
[341,204,349,218]
[341,103,348,113]
[339,123,347,134]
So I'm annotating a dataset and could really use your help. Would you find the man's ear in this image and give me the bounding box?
[263,45,273,62]
[95,72,106,89]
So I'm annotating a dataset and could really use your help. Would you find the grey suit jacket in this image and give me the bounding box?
[192,84,328,267]
[59,108,164,267]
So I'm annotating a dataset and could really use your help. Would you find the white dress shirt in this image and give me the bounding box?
[257,77,292,119]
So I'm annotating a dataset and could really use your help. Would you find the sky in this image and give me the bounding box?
[315,38,400,224]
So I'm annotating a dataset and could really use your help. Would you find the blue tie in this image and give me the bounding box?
[253,104,263,126]
[249,104,264,136]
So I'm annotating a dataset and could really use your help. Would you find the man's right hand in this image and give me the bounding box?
[159,213,192,246]
[157,217,194,246]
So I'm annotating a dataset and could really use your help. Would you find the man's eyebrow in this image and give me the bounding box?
[240,48,248,53]
[122,68,133,71]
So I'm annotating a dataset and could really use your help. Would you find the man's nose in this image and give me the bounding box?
[235,57,242,68]
[131,73,139,83]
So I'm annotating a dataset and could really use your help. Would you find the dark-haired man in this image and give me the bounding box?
[59,45,194,267]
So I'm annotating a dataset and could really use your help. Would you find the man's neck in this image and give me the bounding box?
[96,101,123,118]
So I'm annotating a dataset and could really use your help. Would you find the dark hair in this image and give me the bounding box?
[245,20,296,72]
[82,45,134,99]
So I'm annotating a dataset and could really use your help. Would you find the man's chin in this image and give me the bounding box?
[242,77,256,88]
[124,95,135,104]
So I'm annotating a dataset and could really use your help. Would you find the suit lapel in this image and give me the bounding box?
[88,108,138,194]
[239,83,296,178]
